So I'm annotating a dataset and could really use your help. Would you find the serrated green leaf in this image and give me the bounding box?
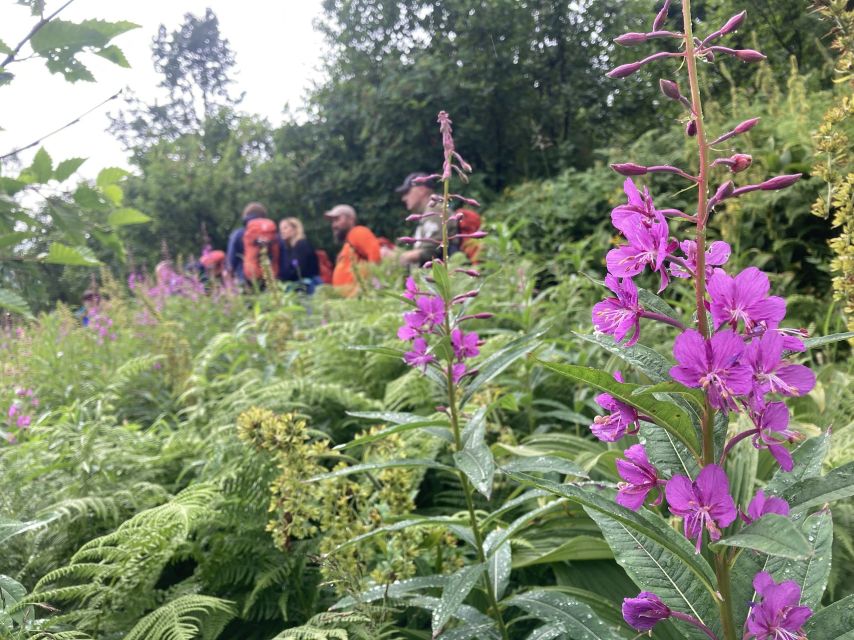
[803,593,854,639]
[484,530,511,600]
[536,361,700,457]
[506,591,623,640]
[94,44,129,67]
[432,564,485,638]
[100,183,123,206]
[107,207,150,227]
[782,461,854,511]
[802,331,854,349]
[453,407,494,499]
[29,147,52,183]
[73,184,104,210]
[0,288,33,318]
[42,242,100,266]
[96,166,129,188]
[53,157,86,182]
[713,514,810,559]
[460,329,546,405]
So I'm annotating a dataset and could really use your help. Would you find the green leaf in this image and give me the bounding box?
[763,510,833,610]
[336,418,450,450]
[333,575,448,610]
[0,288,33,318]
[460,329,546,405]
[53,157,86,182]
[575,332,671,382]
[95,44,130,67]
[306,458,454,482]
[638,422,700,479]
[43,242,101,266]
[765,431,830,496]
[524,623,565,640]
[0,177,26,196]
[432,260,451,300]
[0,516,53,544]
[506,591,624,640]
[0,574,29,627]
[512,535,613,568]
[484,530,511,600]
[100,183,123,206]
[498,455,588,478]
[0,232,36,251]
[632,381,705,412]
[781,461,854,511]
[328,516,464,555]
[0,39,11,55]
[453,408,495,499]
[803,593,854,639]
[96,166,129,188]
[536,361,700,457]
[0,71,13,86]
[713,514,810,559]
[484,499,568,556]
[637,287,681,321]
[29,147,53,183]
[802,331,854,349]
[73,184,105,210]
[107,207,151,227]
[347,345,405,359]
[506,473,718,636]
[432,564,485,638]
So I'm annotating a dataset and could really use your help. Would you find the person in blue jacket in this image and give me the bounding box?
[226,202,268,282]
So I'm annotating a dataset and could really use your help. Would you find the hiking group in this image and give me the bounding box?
[200,172,482,296]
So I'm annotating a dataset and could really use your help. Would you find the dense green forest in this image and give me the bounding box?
[1,1,853,639]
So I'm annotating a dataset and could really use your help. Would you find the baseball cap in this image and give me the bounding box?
[323,204,357,219]
[395,172,437,194]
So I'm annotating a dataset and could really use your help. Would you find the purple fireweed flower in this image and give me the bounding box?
[745,572,812,640]
[606,211,674,292]
[451,328,479,360]
[8,404,18,419]
[611,179,658,229]
[397,322,419,341]
[616,444,664,510]
[707,267,786,333]
[665,464,737,552]
[742,490,790,524]
[403,337,435,371]
[592,275,643,346]
[670,329,753,412]
[670,239,731,279]
[747,330,815,398]
[749,400,800,472]
[403,276,419,300]
[591,372,640,442]
[451,362,467,384]
[622,592,671,632]
[409,295,446,332]
[16,415,30,428]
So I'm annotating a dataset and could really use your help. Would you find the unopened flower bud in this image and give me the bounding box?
[685,120,697,137]
[760,174,802,190]
[659,79,682,101]
[720,11,746,36]
[734,49,766,62]
[734,117,760,134]
[730,153,752,172]
[611,162,648,176]
[607,61,643,79]
[652,0,671,31]
[615,32,649,46]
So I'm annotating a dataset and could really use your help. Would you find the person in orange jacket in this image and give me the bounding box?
[324,204,381,296]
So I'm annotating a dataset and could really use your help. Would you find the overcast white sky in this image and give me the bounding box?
[0,0,327,179]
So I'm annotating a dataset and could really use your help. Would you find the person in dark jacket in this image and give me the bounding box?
[226,202,268,282]
[278,217,319,282]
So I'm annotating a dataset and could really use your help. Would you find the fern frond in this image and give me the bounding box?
[123,595,236,640]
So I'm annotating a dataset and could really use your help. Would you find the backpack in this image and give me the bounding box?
[457,208,482,263]
[243,218,280,281]
[316,249,333,284]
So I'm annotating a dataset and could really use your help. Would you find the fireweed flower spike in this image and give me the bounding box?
[670,329,752,412]
[665,464,738,552]
[606,209,675,292]
[615,444,664,510]
[745,573,812,640]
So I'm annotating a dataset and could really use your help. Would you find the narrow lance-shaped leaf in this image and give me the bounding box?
[803,593,854,640]
[712,514,810,559]
[506,590,624,640]
[782,461,854,511]
[453,407,495,499]
[432,564,485,638]
[484,530,511,600]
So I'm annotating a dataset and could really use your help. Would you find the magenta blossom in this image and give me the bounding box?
[607,210,674,292]
[590,372,640,442]
[747,330,815,398]
[616,444,663,510]
[403,276,419,300]
[451,329,479,360]
[622,592,671,632]
[665,464,737,552]
[707,267,786,332]
[745,572,812,640]
[451,362,466,384]
[749,400,800,472]
[670,239,731,279]
[611,178,659,229]
[670,329,752,412]
[409,295,446,331]
[403,338,435,371]
[15,415,30,428]
[592,275,643,346]
[742,490,790,524]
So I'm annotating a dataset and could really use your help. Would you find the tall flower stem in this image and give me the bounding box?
[682,3,738,640]
[439,176,511,640]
